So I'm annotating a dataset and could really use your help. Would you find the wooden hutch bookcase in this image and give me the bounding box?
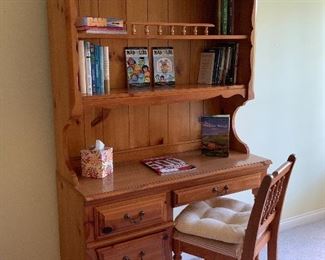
[47,0,271,259]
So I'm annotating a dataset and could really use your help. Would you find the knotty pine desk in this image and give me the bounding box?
[58,151,271,260]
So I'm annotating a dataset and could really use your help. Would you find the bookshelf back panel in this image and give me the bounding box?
[68,0,253,161]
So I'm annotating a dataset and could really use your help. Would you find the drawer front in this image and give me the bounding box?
[96,231,171,260]
[95,194,168,239]
[173,175,261,206]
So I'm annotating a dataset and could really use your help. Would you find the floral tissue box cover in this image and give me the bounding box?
[81,147,113,178]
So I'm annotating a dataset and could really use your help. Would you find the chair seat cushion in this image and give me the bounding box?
[175,197,252,244]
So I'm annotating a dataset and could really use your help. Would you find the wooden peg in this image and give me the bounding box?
[158,25,163,35]
[193,26,198,35]
[182,26,187,35]
[170,25,175,35]
[145,25,150,35]
[132,24,137,35]
[204,26,209,35]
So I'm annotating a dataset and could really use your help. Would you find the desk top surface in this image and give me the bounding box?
[76,151,271,203]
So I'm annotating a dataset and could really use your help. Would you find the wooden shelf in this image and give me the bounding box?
[82,84,246,109]
[78,33,248,41]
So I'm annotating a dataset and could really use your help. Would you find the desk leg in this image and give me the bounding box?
[173,239,182,260]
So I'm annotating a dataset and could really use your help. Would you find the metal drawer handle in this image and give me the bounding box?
[124,210,145,224]
[212,185,229,195]
[139,250,145,260]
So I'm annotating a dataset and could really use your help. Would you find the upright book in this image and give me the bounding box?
[125,47,151,89]
[201,115,230,157]
[152,47,175,86]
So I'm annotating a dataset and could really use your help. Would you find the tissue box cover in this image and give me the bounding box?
[81,147,113,178]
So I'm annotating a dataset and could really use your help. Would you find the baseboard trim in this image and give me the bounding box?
[280,208,325,231]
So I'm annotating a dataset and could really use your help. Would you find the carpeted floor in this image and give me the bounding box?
[182,220,325,260]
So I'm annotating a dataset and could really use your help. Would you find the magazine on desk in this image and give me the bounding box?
[142,156,196,175]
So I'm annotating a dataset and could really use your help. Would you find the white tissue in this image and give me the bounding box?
[94,139,105,151]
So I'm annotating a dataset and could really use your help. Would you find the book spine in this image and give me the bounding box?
[213,48,221,85]
[223,46,232,85]
[90,43,96,95]
[221,0,228,35]
[216,47,224,85]
[233,43,239,84]
[228,0,234,34]
[99,46,105,94]
[77,40,87,94]
[94,45,102,94]
[84,42,92,95]
[103,46,110,93]
[217,0,222,35]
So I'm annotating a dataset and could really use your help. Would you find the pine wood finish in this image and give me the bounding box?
[47,0,267,259]
[173,155,296,260]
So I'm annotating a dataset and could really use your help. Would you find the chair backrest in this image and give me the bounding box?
[241,154,296,260]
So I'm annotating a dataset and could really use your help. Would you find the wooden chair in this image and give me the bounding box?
[173,154,296,260]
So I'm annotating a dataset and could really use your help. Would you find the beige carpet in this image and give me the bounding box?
[181,220,325,260]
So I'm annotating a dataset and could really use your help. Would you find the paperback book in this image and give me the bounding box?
[201,115,230,157]
[142,156,196,175]
[125,47,151,89]
[152,47,175,86]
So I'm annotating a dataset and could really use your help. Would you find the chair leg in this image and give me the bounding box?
[173,240,182,260]
[267,237,278,260]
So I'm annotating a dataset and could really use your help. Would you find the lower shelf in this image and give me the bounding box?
[82,84,246,109]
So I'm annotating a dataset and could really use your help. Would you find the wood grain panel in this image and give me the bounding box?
[168,0,191,143]
[84,108,104,148]
[168,103,190,143]
[103,107,129,151]
[98,0,131,150]
[148,0,169,146]
[127,0,150,148]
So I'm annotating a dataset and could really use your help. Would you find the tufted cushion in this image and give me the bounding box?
[175,197,252,244]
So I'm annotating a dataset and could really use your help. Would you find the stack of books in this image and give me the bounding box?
[217,0,234,35]
[198,42,239,86]
[78,40,110,96]
[76,16,127,34]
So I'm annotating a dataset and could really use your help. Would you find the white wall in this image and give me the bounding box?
[0,0,324,260]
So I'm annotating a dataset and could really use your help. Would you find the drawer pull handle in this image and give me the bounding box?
[139,250,145,260]
[124,210,145,224]
[212,187,219,193]
[212,185,229,195]
[101,226,113,234]
[122,256,130,260]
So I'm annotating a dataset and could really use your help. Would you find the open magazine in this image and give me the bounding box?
[142,156,196,175]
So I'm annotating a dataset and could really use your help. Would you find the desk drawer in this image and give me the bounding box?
[96,231,171,260]
[173,175,260,206]
[95,194,168,239]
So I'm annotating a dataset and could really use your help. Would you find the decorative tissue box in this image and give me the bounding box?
[81,147,113,179]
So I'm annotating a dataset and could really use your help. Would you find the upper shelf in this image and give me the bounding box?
[78,33,249,41]
[82,84,246,109]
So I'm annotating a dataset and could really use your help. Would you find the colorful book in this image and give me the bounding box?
[152,47,175,86]
[221,0,228,35]
[142,156,196,175]
[90,43,97,94]
[125,47,151,89]
[76,17,124,28]
[201,115,230,157]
